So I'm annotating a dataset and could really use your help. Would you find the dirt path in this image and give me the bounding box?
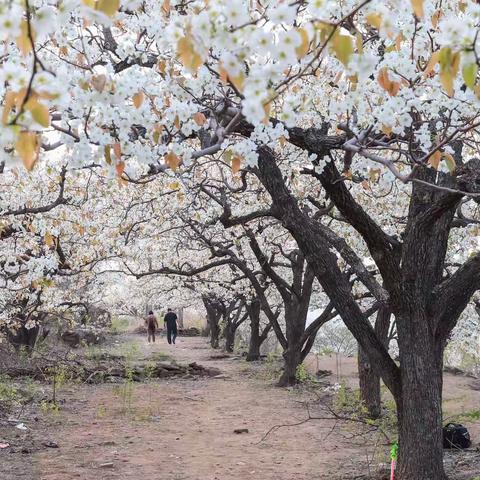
[23,334,358,480]
[2,333,479,480]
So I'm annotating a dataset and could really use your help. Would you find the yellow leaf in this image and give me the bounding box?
[439,47,460,97]
[29,102,50,128]
[177,35,203,72]
[365,13,382,30]
[295,28,310,59]
[165,152,181,171]
[2,91,17,124]
[219,64,228,85]
[462,63,477,89]
[44,232,55,248]
[91,74,107,93]
[16,20,32,56]
[223,150,233,163]
[132,91,144,108]
[232,155,241,174]
[423,50,441,77]
[168,181,180,190]
[229,72,245,92]
[442,152,456,172]
[368,168,381,182]
[104,145,112,165]
[381,125,392,136]
[174,115,181,130]
[411,0,424,18]
[332,34,354,67]
[193,112,207,126]
[432,9,442,28]
[15,131,39,171]
[355,33,363,54]
[428,150,442,170]
[157,59,167,74]
[262,101,271,125]
[96,0,120,16]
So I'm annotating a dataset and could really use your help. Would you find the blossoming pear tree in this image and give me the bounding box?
[3,1,480,478]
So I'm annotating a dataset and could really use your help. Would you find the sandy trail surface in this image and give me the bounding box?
[2,333,479,480]
[10,335,356,480]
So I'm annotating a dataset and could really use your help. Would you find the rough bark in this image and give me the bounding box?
[246,300,271,361]
[202,296,223,349]
[278,344,302,387]
[7,324,40,353]
[358,308,391,419]
[224,323,236,353]
[395,321,446,480]
[254,147,401,397]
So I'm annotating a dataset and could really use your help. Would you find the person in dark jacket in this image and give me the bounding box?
[145,310,159,343]
[164,308,178,345]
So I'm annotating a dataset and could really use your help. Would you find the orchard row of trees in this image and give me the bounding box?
[2,1,480,479]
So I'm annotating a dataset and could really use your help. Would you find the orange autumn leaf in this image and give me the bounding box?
[115,161,125,176]
[112,142,122,159]
[132,91,144,108]
[165,151,181,171]
[193,112,207,126]
[377,68,401,96]
[232,155,241,174]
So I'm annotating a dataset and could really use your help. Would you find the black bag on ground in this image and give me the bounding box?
[443,423,471,449]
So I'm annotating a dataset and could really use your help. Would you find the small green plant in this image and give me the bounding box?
[44,363,72,406]
[40,400,60,414]
[295,363,311,383]
[449,408,480,423]
[334,382,363,413]
[150,351,171,362]
[0,376,19,410]
[259,351,282,381]
[110,316,130,335]
[85,345,103,360]
[96,404,107,419]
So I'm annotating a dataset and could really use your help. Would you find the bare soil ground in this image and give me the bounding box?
[1,333,479,480]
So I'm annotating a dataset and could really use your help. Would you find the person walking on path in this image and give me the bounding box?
[164,308,178,345]
[145,310,159,343]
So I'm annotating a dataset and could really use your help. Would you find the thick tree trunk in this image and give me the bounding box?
[246,301,262,361]
[8,325,40,353]
[210,322,220,349]
[202,296,222,349]
[395,346,445,480]
[177,307,184,329]
[358,308,391,419]
[391,307,447,480]
[224,324,236,352]
[247,332,261,361]
[278,346,302,387]
[358,346,381,419]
